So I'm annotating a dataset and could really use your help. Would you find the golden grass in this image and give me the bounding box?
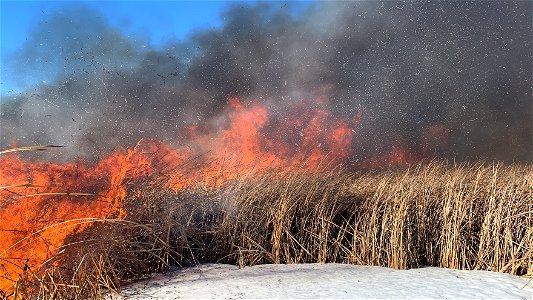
[0,146,63,155]
[1,162,532,299]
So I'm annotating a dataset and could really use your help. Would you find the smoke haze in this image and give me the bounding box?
[1,1,531,163]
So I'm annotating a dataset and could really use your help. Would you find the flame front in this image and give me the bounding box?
[0,98,424,291]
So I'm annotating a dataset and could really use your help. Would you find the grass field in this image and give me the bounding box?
[1,160,532,299]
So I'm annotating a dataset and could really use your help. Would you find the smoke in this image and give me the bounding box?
[1,1,531,163]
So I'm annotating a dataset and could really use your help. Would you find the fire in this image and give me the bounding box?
[0,147,153,291]
[0,97,433,292]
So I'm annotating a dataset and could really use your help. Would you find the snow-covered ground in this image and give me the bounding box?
[112,264,532,299]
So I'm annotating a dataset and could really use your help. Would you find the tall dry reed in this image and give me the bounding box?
[1,162,531,299]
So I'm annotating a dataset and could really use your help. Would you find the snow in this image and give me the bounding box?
[112,264,532,299]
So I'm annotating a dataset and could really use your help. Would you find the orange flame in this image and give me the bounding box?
[0,97,432,291]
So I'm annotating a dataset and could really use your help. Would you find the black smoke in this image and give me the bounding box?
[1,1,531,163]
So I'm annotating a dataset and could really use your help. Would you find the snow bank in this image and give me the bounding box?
[113,264,532,299]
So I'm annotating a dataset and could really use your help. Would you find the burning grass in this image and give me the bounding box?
[1,160,531,299]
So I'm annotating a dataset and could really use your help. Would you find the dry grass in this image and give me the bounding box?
[0,145,63,155]
[1,162,532,299]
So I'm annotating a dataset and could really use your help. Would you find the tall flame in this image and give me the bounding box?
[0,98,429,291]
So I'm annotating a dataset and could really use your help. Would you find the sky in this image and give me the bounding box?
[0,1,227,95]
[0,1,310,95]
[1,1,225,51]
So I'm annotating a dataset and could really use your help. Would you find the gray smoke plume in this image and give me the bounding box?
[1,1,531,163]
